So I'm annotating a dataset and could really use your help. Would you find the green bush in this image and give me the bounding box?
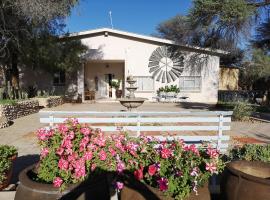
[229,144,270,163]
[232,102,253,121]
[0,145,17,184]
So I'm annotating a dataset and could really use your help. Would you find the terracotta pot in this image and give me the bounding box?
[15,164,110,200]
[120,177,210,200]
[220,160,270,200]
[0,164,13,191]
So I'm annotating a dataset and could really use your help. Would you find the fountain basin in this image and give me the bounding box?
[119,98,147,111]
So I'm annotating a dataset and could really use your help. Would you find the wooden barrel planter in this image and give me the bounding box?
[15,164,110,200]
[220,160,270,200]
[120,176,210,200]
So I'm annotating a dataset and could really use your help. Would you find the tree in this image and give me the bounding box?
[0,0,80,99]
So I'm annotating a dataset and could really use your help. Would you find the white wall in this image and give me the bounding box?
[80,33,220,103]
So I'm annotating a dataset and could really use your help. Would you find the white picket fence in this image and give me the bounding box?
[39,110,232,153]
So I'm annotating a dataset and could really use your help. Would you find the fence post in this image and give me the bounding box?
[137,113,141,137]
[49,112,54,128]
[217,113,223,151]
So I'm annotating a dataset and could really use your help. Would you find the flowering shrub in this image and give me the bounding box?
[36,119,224,199]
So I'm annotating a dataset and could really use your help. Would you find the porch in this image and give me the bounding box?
[83,60,125,101]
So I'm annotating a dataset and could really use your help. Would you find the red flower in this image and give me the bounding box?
[148,164,157,176]
[161,148,172,159]
[134,166,144,180]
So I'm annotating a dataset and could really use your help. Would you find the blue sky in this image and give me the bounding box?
[66,0,192,35]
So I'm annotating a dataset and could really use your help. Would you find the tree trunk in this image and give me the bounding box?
[10,53,20,99]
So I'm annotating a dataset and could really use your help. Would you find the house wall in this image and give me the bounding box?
[219,67,239,90]
[19,66,78,99]
[80,33,220,103]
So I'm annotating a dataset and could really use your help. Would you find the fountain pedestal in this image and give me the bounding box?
[119,76,147,111]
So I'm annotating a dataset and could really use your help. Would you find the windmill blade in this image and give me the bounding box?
[169,71,177,81]
[152,68,162,77]
[156,47,165,59]
[171,69,181,77]
[160,46,167,57]
[156,71,163,82]
[166,71,172,83]
[149,66,160,73]
[148,61,159,67]
[161,71,166,83]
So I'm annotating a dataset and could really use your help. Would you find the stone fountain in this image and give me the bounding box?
[119,76,147,111]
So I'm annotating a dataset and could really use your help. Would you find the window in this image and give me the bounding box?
[179,76,201,92]
[53,70,65,86]
[134,76,154,91]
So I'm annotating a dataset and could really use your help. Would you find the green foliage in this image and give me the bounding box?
[0,145,17,184]
[158,85,180,94]
[0,99,18,105]
[232,102,253,121]
[111,80,121,89]
[0,145,18,158]
[190,0,255,42]
[229,144,270,163]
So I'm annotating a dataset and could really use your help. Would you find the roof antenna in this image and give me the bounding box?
[109,11,114,29]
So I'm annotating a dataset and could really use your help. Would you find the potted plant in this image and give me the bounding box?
[111,79,122,98]
[0,145,18,191]
[119,140,225,200]
[15,119,110,200]
[221,144,270,200]
[165,85,180,98]
[157,87,166,98]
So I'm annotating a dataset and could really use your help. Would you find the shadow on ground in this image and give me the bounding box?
[11,154,39,184]
[175,102,217,111]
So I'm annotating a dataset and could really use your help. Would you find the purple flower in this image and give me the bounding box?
[157,177,168,191]
[115,181,124,190]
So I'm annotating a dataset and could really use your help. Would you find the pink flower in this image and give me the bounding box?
[67,131,75,140]
[109,147,117,156]
[127,142,139,152]
[157,177,168,191]
[184,144,200,156]
[58,124,69,134]
[117,161,125,173]
[190,167,199,177]
[94,136,106,147]
[161,148,172,159]
[148,164,157,176]
[207,147,219,159]
[56,147,64,156]
[83,151,93,161]
[53,177,63,188]
[91,163,96,171]
[74,158,86,179]
[99,150,107,161]
[134,166,144,180]
[81,127,91,136]
[37,128,49,141]
[40,148,49,158]
[79,136,90,151]
[58,158,69,170]
[115,181,124,190]
[62,139,72,149]
[206,162,217,174]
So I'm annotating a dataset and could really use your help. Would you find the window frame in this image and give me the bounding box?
[53,70,66,86]
[133,76,155,92]
[179,76,202,92]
